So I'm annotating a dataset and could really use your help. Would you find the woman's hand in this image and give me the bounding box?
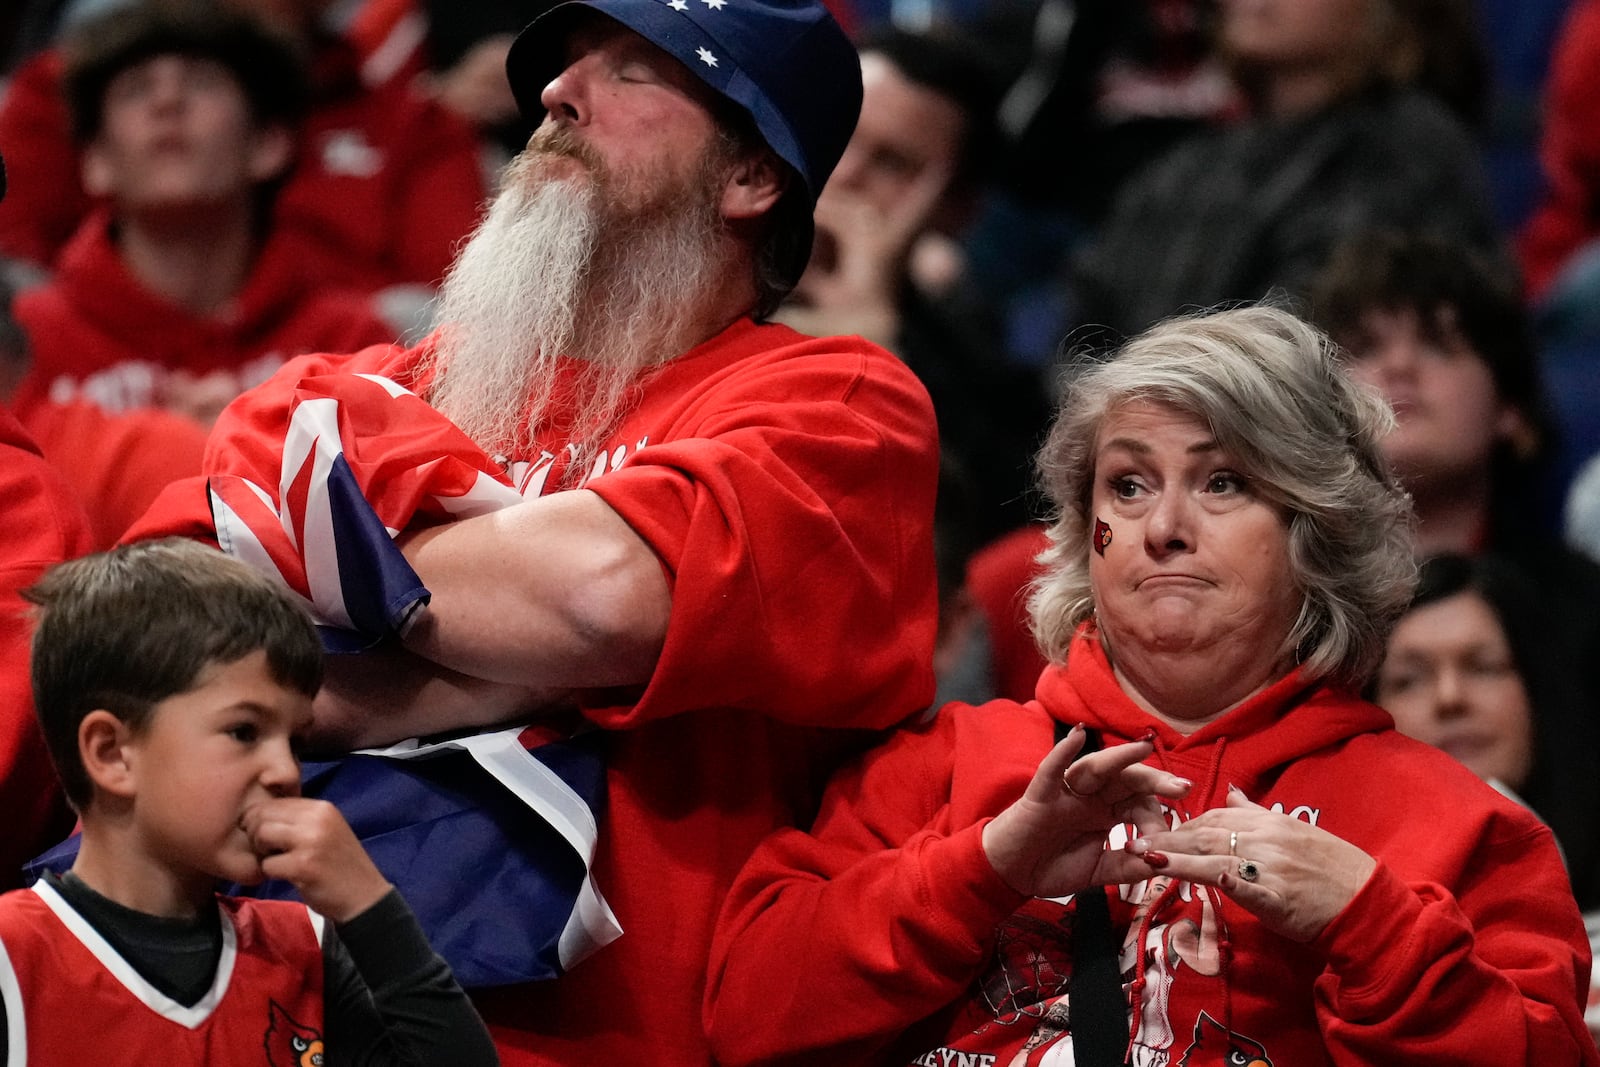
[982,726,1193,898]
[1126,787,1377,942]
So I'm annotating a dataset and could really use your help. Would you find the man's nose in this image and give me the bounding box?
[539,56,592,126]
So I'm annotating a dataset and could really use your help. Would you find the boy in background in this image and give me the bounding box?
[0,537,497,1066]
[7,0,394,427]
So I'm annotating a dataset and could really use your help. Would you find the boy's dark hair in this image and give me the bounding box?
[62,0,310,144]
[1310,229,1551,458]
[24,538,323,810]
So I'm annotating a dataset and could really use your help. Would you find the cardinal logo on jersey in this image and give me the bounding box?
[1094,518,1113,556]
[264,1000,325,1067]
[1176,1011,1271,1067]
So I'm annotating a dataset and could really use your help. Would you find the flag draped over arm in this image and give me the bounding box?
[80,364,622,987]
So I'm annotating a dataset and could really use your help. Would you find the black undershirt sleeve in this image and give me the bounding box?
[323,888,499,1067]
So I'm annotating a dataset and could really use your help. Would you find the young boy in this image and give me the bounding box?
[0,537,498,1065]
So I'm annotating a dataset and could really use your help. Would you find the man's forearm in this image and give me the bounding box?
[309,642,573,751]
[396,488,671,689]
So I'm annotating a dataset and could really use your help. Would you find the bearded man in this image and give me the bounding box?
[121,1,941,1064]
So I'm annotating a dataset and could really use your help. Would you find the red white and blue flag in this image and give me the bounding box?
[37,366,621,987]
[208,371,523,650]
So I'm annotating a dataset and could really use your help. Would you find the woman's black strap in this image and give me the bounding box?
[1056,719,1128,1065]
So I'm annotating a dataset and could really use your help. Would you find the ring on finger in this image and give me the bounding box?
[1061,770,1086,798]
[1237,858,1261,883]
[1229,830,1238,857]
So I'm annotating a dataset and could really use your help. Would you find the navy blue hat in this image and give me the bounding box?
[505,0,862,202]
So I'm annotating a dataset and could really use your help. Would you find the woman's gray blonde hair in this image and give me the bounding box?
[1028,304,1417,690]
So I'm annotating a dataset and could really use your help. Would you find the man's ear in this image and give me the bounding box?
[719,150,788,221]
[80,710,138,800]
[246,123,295,184]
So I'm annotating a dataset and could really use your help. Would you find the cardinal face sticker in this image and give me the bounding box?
[1093,518,1113,556]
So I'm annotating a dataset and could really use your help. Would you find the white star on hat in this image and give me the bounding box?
[696,46,718,66]
[702,0,727,9]
[667,0,689,9]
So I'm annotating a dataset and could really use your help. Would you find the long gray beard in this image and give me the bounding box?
[423,146,729,475]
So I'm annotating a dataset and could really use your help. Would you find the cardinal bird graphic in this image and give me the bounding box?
[1176,1011,1272,1067]
[263,1000,325,1067]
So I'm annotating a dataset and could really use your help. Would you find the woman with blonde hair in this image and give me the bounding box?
[706,305,1596,1066]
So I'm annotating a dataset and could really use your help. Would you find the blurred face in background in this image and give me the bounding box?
[82,54,290,216]
[1375,589,1534,789]
[1340,306,1527,493]
[1218,0,1381,74]
[827,52,966,220]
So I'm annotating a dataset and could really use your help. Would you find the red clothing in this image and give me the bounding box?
[1520,0,1600,298]
[8,397,208,550]
[0,44,485,291]
[10,211,396,417]
[0,410,91,889]
[0,882,324,1065]
[129,316,942,1066]
[0,52,79,267]
[708,631,1598,1067]
[276,37,488,292]
[965,524,1050,703]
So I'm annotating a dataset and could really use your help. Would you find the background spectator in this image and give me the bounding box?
[1518,0,1600,336]
[0,0,488,304]
[1311,230,1564,550]
[1373,553,1600,912]
[0,405,89,889]
[1312,228,1600,730]
[1,271,207,547]
[5,0,395,427]
[778,26,1051,546]
[0,148,92,888]
[1071,0,1501,341]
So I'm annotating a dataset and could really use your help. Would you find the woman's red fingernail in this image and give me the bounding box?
[1140,728,1157,743]
[1143,851,1169,868]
